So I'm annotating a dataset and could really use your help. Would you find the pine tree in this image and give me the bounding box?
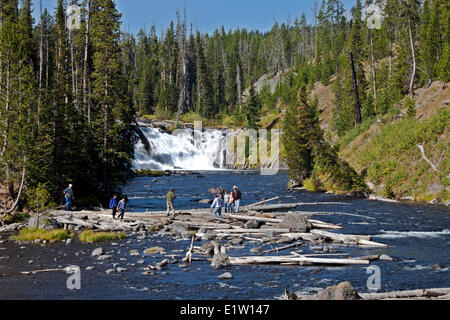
[195,32,215,118]
[243,85,260,129]
[282,89,320,184]
[90,0,135,196]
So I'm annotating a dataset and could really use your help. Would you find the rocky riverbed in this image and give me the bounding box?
[0,172,449,300]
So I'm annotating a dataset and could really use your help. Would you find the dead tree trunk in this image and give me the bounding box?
[369,29,377,103]
[349,52,362,125]
[176,9,188,125]
[83,0,92,128]
[407,3,417,96]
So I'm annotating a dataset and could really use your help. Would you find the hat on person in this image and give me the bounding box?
[69,184,73,187]
[233,186,238,189]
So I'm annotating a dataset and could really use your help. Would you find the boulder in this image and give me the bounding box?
[202,241,217,256]
[211,243,230,269]
[318,282,361,300]
[169,223,188,234]
[28,216,59,230]
[91,248,103,257]
[218,272,233,280]
[278,214,312,233]
[379,254,395,261]
[286,180,302,191]
[97,255,112,261]
[0,223,25,233]
[211,253,230,269]
[229,237,243,246]
[244,220,261,230]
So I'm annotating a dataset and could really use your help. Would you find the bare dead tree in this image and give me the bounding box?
[407,0,416,95]
[176,8,189,125]
[83,0,92,128]
[349,52,362,125]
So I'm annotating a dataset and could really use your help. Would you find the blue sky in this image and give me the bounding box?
[33,0,356,35]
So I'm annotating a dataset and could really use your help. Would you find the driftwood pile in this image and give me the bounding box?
[46,199,390,268]
[286,283,450,301]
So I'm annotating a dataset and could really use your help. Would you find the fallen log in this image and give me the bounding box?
[229,255,370,266]
[310,230,387,247]
[280,233,316,242]
[21,268,66,275]
[55,217,96,229]
[259,242,304,255]
[360,288,450,300]
[227,214,342,230]
[210,228,290,234]
[227,214,280,224]
[174,221,232,229]
[249,203,299,212]
[309,219,343,230]
[246,197,280,208]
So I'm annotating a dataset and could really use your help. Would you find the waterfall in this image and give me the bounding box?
[134,125,226,171]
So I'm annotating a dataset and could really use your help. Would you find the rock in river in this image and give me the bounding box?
[278,213,312,233]
[91,248,103,257]
[218,272,233,280]
[318,282,361,300]
[97,255,112,261]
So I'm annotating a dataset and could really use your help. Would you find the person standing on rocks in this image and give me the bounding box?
[117,196,128,221]
[166,188,176,216]
[109,194,119,219]
[211,194,224,219]
[229,190,235,212]
[233,186,242,213]
[63,184,74,211]
[217,187,224,200]
[223,190,231,213]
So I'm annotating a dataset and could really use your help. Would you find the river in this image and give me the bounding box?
[0,171,449,300]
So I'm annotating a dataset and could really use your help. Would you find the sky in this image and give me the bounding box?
[33,0,356,35]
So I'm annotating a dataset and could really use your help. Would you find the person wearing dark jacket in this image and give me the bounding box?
[109,194,119,219]
[233,186,242,213]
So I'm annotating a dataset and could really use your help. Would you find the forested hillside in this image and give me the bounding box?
[0,0,136,216]
[127,0,448,129]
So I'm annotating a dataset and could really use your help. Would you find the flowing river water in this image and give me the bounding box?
[0,171,449,300]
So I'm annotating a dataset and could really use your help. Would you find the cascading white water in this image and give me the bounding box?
[134,126,226,171]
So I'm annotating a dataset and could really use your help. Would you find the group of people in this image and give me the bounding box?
[63,183,242,222]
[210,186,242,219]
[109,194,129,221]
[165,186,242,219]
[64,184,129,221]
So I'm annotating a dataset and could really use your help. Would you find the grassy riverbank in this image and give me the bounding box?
[10,228,73,242]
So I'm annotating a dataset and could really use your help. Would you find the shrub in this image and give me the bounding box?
[338,117,376,150]
[134,169,165,177]
[405,96,416,118]
[27,183,54,215]
[79,231,127,243]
